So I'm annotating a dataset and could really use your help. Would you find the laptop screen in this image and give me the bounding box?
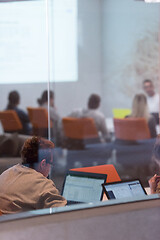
[62,171,107,203]
[103,180,146,200]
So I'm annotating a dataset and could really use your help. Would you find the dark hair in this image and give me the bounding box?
[7,91,20,109]
[88,94,101,109]
[21,136,54,168]
[143,79,153,85]
[37,90,54,106]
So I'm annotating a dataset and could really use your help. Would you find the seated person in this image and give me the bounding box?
[69,94,110,142]
[6,91,32,135]
[0,136,67,214]
[37,90,62,145]
[126,93,157,138]
[149,135,160,194]
[143,79,159,124]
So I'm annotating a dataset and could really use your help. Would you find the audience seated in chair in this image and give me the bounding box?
[0,136,67,214]
[5,91,32,135]
[69,93,110,142]
[37,90,63,146]
[126,93,157,139]
[62,117,99,149]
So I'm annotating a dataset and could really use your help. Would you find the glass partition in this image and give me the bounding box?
[0,0,50,136]
[0,0,160,217]
[49,0,160,199]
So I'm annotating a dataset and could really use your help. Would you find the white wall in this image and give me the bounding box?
[102,0,159,116]
[0,0,159,118]
[0,0,103,117]
[53,0,103,116]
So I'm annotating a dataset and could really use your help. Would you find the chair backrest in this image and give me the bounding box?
[70,164,121,183]
[113,108,131,119]
[114,118,151,141]
[27,107,53,129]
[62,117,98,140]
[0,110,22,132]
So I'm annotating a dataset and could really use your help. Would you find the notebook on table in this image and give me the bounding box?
[62,171,107,205]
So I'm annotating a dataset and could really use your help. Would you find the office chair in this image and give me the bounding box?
[62,117,99,149]
[0,110,23,133]
[63,117,98,139]
[27,107,53,137]
[114,118,151,141]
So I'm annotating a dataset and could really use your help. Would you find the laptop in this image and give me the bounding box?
[62,171,107,205]
[102,179,147,200]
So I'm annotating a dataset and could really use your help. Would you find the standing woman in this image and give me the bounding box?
[6,90,31,135]
[128,93,157,138]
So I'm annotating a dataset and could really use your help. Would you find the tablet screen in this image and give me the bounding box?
[103,180,146,200]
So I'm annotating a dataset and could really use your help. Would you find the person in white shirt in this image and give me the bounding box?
[69,94,110,142]
[143,79,159,124]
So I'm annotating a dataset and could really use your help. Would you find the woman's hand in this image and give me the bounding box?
[148,174,160,194]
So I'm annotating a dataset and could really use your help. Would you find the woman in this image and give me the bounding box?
[128,93,157,138]
[37,90,62,145]
[149,135,160,194]
[6,91,31,135]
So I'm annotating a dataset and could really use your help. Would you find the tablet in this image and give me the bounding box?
[102,179,147,200]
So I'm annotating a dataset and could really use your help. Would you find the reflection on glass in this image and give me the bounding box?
[0,136,67,214]
[0,0,159,217]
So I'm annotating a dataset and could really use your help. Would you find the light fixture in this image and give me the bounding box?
[145,0,160,2]
[136,0,160,2]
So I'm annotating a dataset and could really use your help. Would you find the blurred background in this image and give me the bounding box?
[0,0,159,193]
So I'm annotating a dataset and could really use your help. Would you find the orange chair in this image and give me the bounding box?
[114,118,151,141]
[27,107,53,137]
[0,110,22,133]
[62,117,98,140]
[70,164,121,183]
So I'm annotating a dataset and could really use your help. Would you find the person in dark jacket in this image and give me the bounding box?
[6,90,31,135]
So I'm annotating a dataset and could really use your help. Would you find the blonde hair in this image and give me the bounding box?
[131,93,150,121]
